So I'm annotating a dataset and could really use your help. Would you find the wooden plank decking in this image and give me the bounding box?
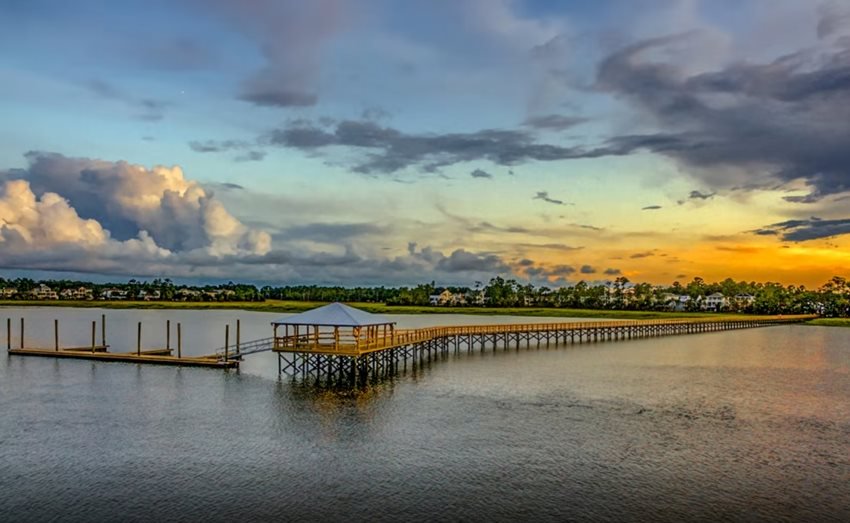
[271,315,815,357]
[7,347,239,368]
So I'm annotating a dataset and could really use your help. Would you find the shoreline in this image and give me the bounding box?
[0,299,838,323]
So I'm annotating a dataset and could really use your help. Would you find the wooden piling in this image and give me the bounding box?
[236,319,241,357]
[101,314,106,347]
[54,319,59,351]
[166,320,171,351]
[6,318,10,351]
[224,324,229,362]
[91,321,96,353]
[137,322,142,356]
[20,317,24,349]
[177,323,182,359]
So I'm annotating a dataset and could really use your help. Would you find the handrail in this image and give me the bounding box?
[265,315,814,356]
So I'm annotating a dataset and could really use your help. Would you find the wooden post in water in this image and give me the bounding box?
[91,321,96,353]
[224,324,230,362]
[166,320,171,351]
[137,322,142,356]
[20,317,25,349]
[236,319,241,357]
[177,323,182,359]
[101,314,106,347]
[54,319,59,351]
[6,318,10,351]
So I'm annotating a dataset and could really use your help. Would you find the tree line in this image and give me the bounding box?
[1,274,849,317]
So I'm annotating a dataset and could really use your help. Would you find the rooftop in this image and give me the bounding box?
[273,302,395,327]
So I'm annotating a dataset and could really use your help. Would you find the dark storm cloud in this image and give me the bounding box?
[435,249,511,273]
[752,217,850,241]
[580,264,596,274]
[267,119,594,174]
[604,268,622,276]
[591,27,850,201]
[205,1,346,108]
[470,168,493,179]
[523,114,587,131]
[642,205,662,210]
[689,190,715,201]
[533,191,565,205]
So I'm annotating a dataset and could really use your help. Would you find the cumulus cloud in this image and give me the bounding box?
[0,179,171,272]
[3,152,271,259]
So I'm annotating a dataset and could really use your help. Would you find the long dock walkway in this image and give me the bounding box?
[249,314,813,382]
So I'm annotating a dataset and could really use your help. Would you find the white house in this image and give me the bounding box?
[100,288,128,300]
[703,292,728,311]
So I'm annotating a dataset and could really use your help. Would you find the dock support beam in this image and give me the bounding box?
[166,320,171,351]
[137,322,142,356]
[54,319,59,351]
[224,324,229,363]
[102,314,106,347]
[177,323,182,359]
[6,318,10,351]
[91,321,96,353]
[20,317,24,349]
[236,320,241,358]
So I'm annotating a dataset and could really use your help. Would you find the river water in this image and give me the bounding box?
[1,307,848,521]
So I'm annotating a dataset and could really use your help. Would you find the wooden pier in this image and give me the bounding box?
[263,311,815,385]
[5,317,238,369]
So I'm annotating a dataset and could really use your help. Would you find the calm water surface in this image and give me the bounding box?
[1,307,849,521]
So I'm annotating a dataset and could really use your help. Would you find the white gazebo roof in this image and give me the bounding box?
[273,302,394,327]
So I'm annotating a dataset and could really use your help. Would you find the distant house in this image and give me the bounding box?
[137,290,161,301]
[175,289,201,301]
[663,293,691,312]
[733,294,756,308]
[29,284,58,300]
[100,288,128,300]
[703,292,728,311]
[0,288,18,298]
[60,287,93,300]
[429,289,454,306]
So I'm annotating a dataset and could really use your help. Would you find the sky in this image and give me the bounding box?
[1,0,850,287]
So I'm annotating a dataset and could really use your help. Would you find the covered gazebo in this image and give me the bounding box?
[272,302,396,353]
